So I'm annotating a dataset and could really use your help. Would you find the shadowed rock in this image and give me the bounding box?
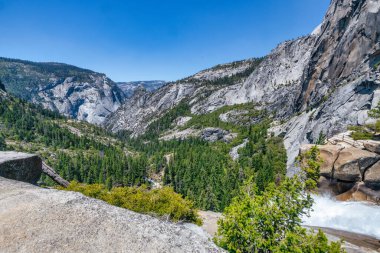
[0,151,42,184]
[334,148,380,182]
[364,160,380,190]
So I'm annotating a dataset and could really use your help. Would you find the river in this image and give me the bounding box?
[303,194,380,239]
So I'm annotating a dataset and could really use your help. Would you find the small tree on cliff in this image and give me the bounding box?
[299,145,322,190]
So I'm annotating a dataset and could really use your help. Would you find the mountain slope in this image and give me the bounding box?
[0,57,125,124]
[117,80,166,98]
[104,58,262,135]
[105,0,380,171]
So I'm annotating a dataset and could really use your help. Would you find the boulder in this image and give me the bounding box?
[333,148,380,182]
[362,140,380,154]
[317,176,355,195]
[201,128,236,143]
[364,160,380,190]
[0,151,42,184]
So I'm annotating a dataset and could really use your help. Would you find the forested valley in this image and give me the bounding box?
[0,88,286,212]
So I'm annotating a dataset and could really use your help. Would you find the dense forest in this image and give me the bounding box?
[0,88,286,211]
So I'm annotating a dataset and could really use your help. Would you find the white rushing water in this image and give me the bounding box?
[302,194,380,239]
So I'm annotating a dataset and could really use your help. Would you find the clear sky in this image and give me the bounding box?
[0,0,330,82]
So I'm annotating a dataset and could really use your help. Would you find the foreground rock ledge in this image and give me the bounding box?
[0,177,223,253]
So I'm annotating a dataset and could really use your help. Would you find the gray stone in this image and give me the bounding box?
[334,148,380,182]
[364,160,380,190]
[0,177,223,253]
[363,140,380,154]
[0,59,125,125]
[201,128,236,143]
[0,151,42,184]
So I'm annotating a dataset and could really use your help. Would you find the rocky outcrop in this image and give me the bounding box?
[364,160,380,189]
[229,139,249,161]
[201,128,237,143]
[0,152,41,184]
[160,128,201,141]
[0,58,125,125]
[334,147,379,181]
[160,127,237,143]
[0,177,223,253]
[300,135,380,202]
[300,144,344,178]
[362,140,380,154]
[0,151,69,187]
[174,116,193,127]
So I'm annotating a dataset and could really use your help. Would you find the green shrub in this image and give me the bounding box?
[216,177,344,253]
[350,130,373,140]
[60,181,201,224]
[299,145,322,190]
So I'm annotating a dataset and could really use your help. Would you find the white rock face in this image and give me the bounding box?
[175,116,192,127]
[35,75,123,125]
[0,58,125,125]
[229,139,249,161]
[160,128,201,141]
[190,59,255,81]
[0,177,223,253]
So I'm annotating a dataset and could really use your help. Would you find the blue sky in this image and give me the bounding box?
[0,0,330,81]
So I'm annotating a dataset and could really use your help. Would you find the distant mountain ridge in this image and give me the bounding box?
[0,57,125,125]
[116,80,166,98]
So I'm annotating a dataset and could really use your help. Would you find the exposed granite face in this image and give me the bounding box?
[104,59,261,135]
[104,0,380,176]
[0,151,42,184]
[105,83,197,135]
[300,138,380,201]
[35,75,123,125]
[0,58,125,125]
[364,160,380,190]
[0,177,223,253]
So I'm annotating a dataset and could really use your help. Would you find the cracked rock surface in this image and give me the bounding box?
[0,177,223,253]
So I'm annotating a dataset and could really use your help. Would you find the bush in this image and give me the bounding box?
[60,181,201,224]
[216,177,344,252]
[299,145,322,190]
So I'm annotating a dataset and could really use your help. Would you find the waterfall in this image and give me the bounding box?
[302,194,380,239]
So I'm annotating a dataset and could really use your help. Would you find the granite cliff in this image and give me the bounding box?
[0,58,125,125]
[105,0,380,171]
